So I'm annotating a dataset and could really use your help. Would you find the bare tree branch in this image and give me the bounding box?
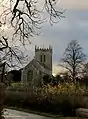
[0,0,65,44]
[0,36,28,86]
[0,0,65,85]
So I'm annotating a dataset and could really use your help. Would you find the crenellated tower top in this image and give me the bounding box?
[35,45,52,53]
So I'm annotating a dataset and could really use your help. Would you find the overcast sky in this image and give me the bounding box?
[25,0,88,75]
[1,0,88,75]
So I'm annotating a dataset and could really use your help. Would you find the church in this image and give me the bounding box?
[21,45,52,87]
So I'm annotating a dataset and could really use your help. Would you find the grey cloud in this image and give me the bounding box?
[1,9,88,74]
[28,10,88,65]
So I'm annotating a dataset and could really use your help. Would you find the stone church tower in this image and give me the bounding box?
[21,45,52,86]
[35,45,52,73]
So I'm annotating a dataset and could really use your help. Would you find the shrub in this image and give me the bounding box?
[5,83,88,116]
[0,83,6,119]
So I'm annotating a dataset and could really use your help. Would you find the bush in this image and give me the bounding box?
[5,83,88,116]
[0,83,6,119]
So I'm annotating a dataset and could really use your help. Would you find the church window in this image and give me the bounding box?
[39,71,42,76]
[40,55,46,63]
[44,55,46,62]
[40,55,42,62]
[27,70,33,81]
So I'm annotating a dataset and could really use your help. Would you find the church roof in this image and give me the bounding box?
[24,59,51,75]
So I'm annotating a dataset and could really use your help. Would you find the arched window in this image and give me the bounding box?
[40,55,42,62]
[27,70,33,81]
[40,55,46,63]
[44,55,46,62]
[39,71,42,76]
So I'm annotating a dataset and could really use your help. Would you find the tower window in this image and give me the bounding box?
[40,55,42,62]
[40,54,46,63]
[27,70,33,81]
[44,55,46,62]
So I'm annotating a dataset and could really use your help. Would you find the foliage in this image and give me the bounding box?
[5,83,88,116]
[0,84,6,119]
[81,62,88,83]
[43,74,52,85]
[11,82,21,88]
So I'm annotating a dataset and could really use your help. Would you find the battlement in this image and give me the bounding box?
[35,45,52,52]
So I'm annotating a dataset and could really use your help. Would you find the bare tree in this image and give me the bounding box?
[0,36,28,86]
[0,1,65,117]
[61,40,86,83]
[0,0,65,84]
[0,36,28,119]
[0,0,65,44]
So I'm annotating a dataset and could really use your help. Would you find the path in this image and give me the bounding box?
[3,109,53,119]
